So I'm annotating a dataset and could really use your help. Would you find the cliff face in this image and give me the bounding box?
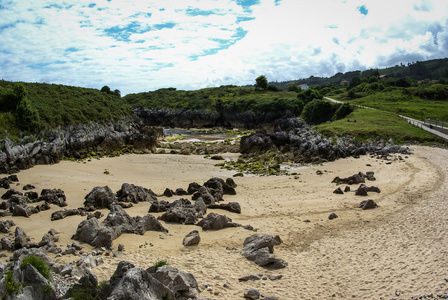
[0,118,163,173]
[134,107,298,129]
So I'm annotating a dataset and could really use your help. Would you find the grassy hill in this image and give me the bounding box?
[123,85,302,114]
[0,80,132,139]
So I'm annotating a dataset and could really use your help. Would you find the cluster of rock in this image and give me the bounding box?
[160,141,239,155]
[1,183,67,218]
[0,118,163,173]
[0,245,202,300]
[240,118,411,164]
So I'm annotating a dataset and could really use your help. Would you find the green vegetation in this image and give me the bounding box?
[154,259,169,271]
[21,255,52,280]
[123,85,301,115]
[0,80,132,139]
[217,151,286,176]
[4,269,22,295]
[316,108,442,143]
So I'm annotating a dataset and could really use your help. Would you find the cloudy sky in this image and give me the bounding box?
[1,0,447,95]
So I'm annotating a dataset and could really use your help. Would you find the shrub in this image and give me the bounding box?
[4,269,21,294]
[154,259,169,271]
[21,255,51,280]
[332,103,353,120]
[301,99,337,124]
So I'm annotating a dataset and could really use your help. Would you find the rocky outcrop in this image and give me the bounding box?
[196,212,241,231]
[0,118,163,173]
[83,186,115,210]
[72,205,167,248]
[116,183,157,204]
[240,118,411,164]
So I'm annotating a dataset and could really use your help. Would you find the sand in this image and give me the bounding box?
[1,146,447,299]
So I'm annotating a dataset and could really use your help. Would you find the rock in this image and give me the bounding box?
[193,186,216,205]
[183,230,200,246]
[366,171,376,181]
[72,218,115,248]
[39,188,67,207]
[332,173,365,185]
[226,178,237,188]
[51,208,84,221]
[158,207,198,225]
[152,265,200,299]
[241,234,287,269]
[1,188,23,200]
[196,213,240,231]
[1,237,13,251]
[38,231,59,248]
[239,274,263,281]
[84,186,115,209]
[193,198,207,217]
[175,188,188,196]
[116,183,157,204]
[355,185,368,196]
[328,212,338,220]
[211,155,224,160]
[22,184,35,190]
[103,205,136,235]
[148,200,170,213]
[187,182,201,195]
[344,186,350,192]
[208,202,241,214]
[22,263,57,300]
[244,288,261,299]
[359,199,378,210]
[333,187,344,194]
[163,188,174,197]
[100,263,174,300]
[87,211,104,219]
[268,274,283,280]
[133,214,168,235]
[14,226,28,249]
[12,204,35,217]
[0,177,11,189]
[0,220,15,233]
[118,244,125,251]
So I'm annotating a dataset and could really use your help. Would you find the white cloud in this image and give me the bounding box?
[0,0,447,95]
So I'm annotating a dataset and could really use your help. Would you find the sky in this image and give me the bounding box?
[1,0,448,95]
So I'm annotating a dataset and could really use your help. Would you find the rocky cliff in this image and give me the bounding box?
[0,118,163,173]
[134,107,297,129]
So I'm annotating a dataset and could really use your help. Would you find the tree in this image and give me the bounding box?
[255,75,268,90]
[301,99,336,124]
[113,89,121,97]
[349,76,361,89]
[100,85,111,93]
[15,92,40,133]
[287,84,299,92]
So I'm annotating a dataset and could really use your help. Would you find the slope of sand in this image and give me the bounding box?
[1,146,447,299]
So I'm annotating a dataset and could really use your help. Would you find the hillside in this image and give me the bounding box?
[271,57,448,89]
[0,81,132,138]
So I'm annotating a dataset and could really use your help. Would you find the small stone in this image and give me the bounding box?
[118,244,125,251]
[244,288,260,300]
[268,274,283,281]
[328,213,338,220]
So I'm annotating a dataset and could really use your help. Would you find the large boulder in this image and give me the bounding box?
[183,230,200,246]
[71,218,115,248]
[0,220,15,233]
[116,183,157,204]
[196,212,240,231]
[102,205,136,235]
[151,265,200,299]
[100,262,174,300]
[14,226,28,249]
[133,214,168,235]
[158,207,198,225]
[84,186,115,209]
[241,234,287,269]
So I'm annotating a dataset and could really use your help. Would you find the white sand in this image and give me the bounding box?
[1,146,447,299]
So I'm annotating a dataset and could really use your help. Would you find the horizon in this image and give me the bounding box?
[1,0,448,96]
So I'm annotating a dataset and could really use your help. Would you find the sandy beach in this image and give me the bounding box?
[1,145,447,299]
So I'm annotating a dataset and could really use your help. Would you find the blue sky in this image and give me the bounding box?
[1,0,447,95]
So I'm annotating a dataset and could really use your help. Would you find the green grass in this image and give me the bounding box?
[348,89,448,121]
[154,259,169,271]
[316,108,443,144]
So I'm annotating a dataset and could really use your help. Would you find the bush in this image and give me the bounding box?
[301,99,337,124]
[332,103,353,120]
[21,255,51,280]
[267,84,280,92]
[4,269,21,294]
[154,259,169,271]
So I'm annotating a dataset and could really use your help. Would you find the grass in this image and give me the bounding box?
[348,89,448,122]
[154,259,169,271]
[316,107,443,144]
